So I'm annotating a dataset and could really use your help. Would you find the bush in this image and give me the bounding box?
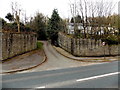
[102,35,120,45]
[37,42,43,49]
[2,22,33,32]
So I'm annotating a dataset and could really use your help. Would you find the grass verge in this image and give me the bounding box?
[37,42,43,50]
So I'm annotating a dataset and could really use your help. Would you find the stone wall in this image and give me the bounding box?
[0,32,2,60]
[0,32,37,60]
[58,32,119,56]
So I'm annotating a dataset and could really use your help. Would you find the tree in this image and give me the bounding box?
[69,0,78,37]
[5,13,14,22]
[70,17,74,23]
[0,18,6,30]
[1,18,6,26]
[47,9,61,45]
[27,13,47,40]
[60,19,68,33]
[69,0,89,38]
[69,0,116,39]
[70,15,82,23]
[75,15,82,23]
[11,2,22,32]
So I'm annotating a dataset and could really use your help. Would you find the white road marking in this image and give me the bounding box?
[76,72,119,82]
[36,86,46,88]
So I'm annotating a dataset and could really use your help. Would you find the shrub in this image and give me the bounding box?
[102,35,120,45]
[37,42,43,49]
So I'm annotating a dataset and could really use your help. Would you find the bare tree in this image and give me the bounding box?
[84,0,89,38]
[88,1,97,36]
[78,0,90,38]
[95,0,116,37]
[69,0,78,37]
[78,0,85,38]
[69,0,116,39]
[23,10,27,24]
[11,2,22,32]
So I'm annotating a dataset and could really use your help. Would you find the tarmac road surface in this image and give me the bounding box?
[2,61,119,88]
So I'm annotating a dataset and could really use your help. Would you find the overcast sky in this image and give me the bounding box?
[0,0,119,21]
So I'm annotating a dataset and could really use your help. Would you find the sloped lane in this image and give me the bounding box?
[29,41,97,72]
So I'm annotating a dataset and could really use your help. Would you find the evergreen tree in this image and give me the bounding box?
[0,18,7,30]
[76,15,82,23]
[70,15,82,23]
[5,13,14,22]
[47,9,61,45]
[70,17,74,23]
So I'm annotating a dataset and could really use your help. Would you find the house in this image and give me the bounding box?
[67,23,119,35]
[67,23,84,34]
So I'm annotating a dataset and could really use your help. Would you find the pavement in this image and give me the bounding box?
[53,45,119,62]
[1,49,46,74]
[2,61,119,88]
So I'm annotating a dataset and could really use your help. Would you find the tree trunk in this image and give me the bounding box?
[17,23,20,33]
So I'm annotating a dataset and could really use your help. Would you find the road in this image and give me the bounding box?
[21,41,97,73]
[2,61,119,88]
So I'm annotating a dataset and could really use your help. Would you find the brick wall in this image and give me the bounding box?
[58,32,119,56]
[0,32,37,60]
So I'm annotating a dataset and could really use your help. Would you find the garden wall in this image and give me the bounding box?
[0,32,2,60]
[58,32,119,56]
[0,32,37,60]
